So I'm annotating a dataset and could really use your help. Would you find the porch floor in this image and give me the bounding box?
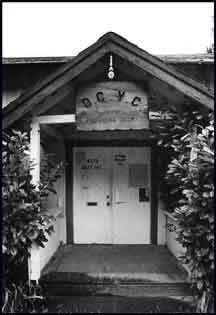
[41,244,188,282]
[40,244,191,297]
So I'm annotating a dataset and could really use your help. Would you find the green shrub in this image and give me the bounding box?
[154,109,214,313]
[2,281,48,313]
[2,130,63,312]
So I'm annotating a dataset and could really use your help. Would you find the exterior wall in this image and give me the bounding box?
[38,136,66,271]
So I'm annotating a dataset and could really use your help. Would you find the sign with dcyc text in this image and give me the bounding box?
[76,81,148,130]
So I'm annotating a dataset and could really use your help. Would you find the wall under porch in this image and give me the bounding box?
[156,149,190,275]
[40,136,66,271]
[158,198,190,276]
[157,199,166,245]
[29,136,67,280]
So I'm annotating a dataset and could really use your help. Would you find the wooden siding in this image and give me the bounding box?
[65,141,74,243]
[150,146,159,244]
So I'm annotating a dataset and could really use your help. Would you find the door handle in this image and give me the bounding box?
[106,195,111,206]
[115,201,127,204]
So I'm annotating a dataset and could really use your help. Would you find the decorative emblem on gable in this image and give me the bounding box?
[76,81,149,131]
[107,54,115,80]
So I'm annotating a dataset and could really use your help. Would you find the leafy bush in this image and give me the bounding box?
[2,130,63,312]
[154,109,214,313]
[2,281,48,313]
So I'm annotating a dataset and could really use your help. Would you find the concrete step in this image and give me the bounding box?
[40,277,192,298]
[45,295,195,313]
[40,245,192,299]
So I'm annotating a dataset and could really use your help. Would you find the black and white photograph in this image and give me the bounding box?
[2,2,214,313]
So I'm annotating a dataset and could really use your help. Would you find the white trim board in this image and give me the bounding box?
[33,114,76,125]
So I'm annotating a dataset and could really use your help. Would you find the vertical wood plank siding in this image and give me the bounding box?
[150,145,158,244]
[65,141,74,243]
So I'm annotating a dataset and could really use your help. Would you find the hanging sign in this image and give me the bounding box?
[76,81,148,131]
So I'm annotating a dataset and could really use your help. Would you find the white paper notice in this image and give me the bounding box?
[114,163,129,203]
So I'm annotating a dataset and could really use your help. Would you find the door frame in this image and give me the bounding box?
[65,135,158,245]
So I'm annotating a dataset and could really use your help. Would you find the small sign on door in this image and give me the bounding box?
[76,151,86,165]
[129,164,149,187]
[114,154,127,162]
[81,158,102,169]
[139,188,149,202]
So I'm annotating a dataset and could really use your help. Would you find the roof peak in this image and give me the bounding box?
[97,31,122,40]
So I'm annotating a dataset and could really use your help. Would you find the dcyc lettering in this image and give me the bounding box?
[96,92,105,102]
[131,96,141,106]
[82,98,92,108]
[117,90,125,101]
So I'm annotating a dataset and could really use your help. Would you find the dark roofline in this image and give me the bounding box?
[2,56,75,64]
[2,53,214,65]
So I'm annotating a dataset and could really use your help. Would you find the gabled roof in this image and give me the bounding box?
[3,32,214,129]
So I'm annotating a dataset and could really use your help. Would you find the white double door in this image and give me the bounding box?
[73,147,151,244]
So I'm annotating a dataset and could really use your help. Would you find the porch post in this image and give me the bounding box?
[30,119,40,185]
[28,119,41,282]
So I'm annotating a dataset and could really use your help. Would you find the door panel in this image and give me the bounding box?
[73,147,112,243]
[112,148,151,244]
[73,147,151,244]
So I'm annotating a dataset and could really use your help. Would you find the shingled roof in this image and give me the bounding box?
[2,53,214,65]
